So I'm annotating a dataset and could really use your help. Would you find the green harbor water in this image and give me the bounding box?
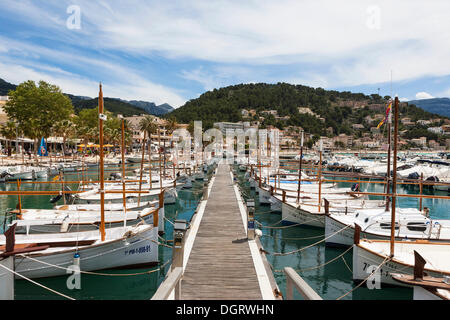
[0,163,206,300]
[232,164,450,300]
[1,162,449,300]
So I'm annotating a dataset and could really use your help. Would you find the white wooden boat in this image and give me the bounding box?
[391,251,450,300]
[280,193,384,228]
[10,206,161,234]
[73,186,177,205]
[325,208,450,247]
[353,237,450,286]
[0,224,159,279]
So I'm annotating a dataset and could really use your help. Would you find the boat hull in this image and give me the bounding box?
[352,244,446,287]
[281,202,324,228]
[12,226,159,279]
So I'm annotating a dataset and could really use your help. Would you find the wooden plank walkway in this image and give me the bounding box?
[181,163,263,300]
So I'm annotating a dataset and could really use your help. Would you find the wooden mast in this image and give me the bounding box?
[385,100,392,211]
[318,139,323,212]
[158,128,162,189]
[297,131,304,203]
[121,116,127,226]
[137,130,147,206]
[390,97,399,257]
[98,83,105,241]
[149,131,153,189]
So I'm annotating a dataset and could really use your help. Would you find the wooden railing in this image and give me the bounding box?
[151,267,183,300]
[284,267,322,300]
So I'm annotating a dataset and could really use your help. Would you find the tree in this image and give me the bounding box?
[0,121,17,156]
[53,119,76,156]
[4,80,73,160]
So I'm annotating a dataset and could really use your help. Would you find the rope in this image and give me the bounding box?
[336,255,390,300]
[164,217,174,225]
[17,254,170,277]
[151,239,174,249]
[0,262,76,300]
[270,246,353,273]
[341,255,353,274]
[264,225,351,256]
[256,219,283,228]
[255,217,321,229]
[261,233,325,241]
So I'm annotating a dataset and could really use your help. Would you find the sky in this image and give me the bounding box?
[0,0,450,108]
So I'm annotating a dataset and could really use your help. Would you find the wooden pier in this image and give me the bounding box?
[180,163,271,299]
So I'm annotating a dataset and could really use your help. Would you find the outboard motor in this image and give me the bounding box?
[109,172,122,181]
[50,185,74,204]
[407,172,420,180]
[50,194,63,204]
[0,171,11,179]
[426,176,439,182]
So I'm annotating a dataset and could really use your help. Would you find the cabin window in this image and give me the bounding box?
[406,222,427,232]
[380,222,399,230]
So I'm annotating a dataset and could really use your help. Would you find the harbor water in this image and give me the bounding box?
[0,162,448,300]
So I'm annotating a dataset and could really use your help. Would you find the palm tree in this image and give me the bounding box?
[164,118,178,175]
[0,121,17,156]
[53,119,75,157]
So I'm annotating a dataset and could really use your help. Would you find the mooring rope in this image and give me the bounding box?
[17,254,170,277]
[336,255,390,300]
[0,262,76,300]
[341,255,353,274]
[261,233,325,241]
[269,246,353,273]
[263,225,351,256]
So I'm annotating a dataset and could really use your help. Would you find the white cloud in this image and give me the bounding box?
[415,92,434,100]
[399,97,409,102]
[2,0,450,96]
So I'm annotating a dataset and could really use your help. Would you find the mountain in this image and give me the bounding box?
[126,100,174,115]
[407,98,450,118]
[0,77,173,116]
[167,83,445,136]
[69,97,151,117]
[0,78,17,95]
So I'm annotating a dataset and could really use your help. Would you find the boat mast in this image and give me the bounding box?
[297,131,304,203]
[120,116,127,227]
[385,72,393,210]
[98,83,105,241]
[137,129,147,206]
[318,139,323,212]
[390,97,399,257]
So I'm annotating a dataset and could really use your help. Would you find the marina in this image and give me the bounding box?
[1,2,450,305]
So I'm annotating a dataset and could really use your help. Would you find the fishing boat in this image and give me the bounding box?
[0,223,159,279]
[391,252,450,300]
[0,84,160,279]
[352,97,450,287]
[325,207,450,247]
[9,205,161,234]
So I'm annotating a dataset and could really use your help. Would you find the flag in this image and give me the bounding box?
[376,100,392,129]
[37,137,48,156]
[376,118,385,129]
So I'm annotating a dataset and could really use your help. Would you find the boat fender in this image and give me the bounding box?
[73,253,80,267]
[351,183,360,192]
[50,194,63,204]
